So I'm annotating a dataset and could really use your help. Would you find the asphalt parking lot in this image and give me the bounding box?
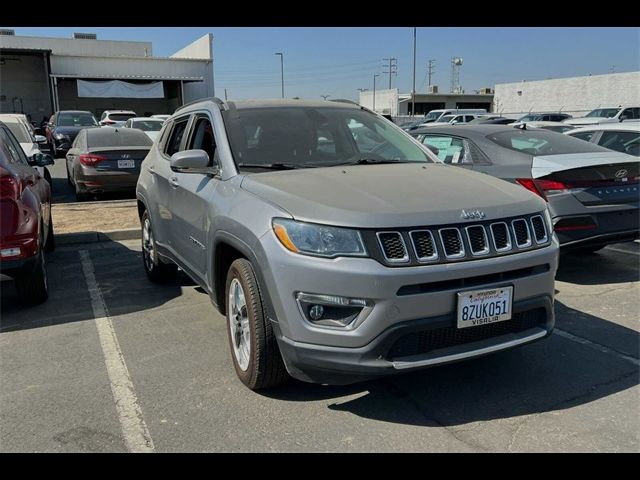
[1,157,638,452]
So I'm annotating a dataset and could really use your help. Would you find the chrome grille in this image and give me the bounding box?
[465,225,490,256]
[512,219,532,248]
[377,232,408,262]
[439,228,465,259]
[530,215,548,244]
[490,222,512,252]
[410,230,438,262]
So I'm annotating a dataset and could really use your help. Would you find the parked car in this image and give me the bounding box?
[66,127,152,201]
[122,117,164,142]
[468,116,517,125]
[99,110,137,128]
[564,106,640,127]
[45,110,99,157]
[421,113,478,127]
[137,98,559,390]
[0,117,52,185]
[511,121,576,134]
[0,121,55,304]
[410,124,639,252]
[565,123,640,156]
[517,112,573,123]
[421,108,487,124]
[151,114,171,122]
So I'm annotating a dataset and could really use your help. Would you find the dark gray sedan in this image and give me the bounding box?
[410,124,639,252]
[65,127,152,201]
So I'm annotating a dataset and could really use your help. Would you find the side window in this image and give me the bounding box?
[569,131,595,142]
[4,128,29,165]
[188,115,216,165]
[598,131,640,156]
[0,128,20,164]
[71,130,84,150]
[422,136,471,164]
[164,117,190,157]
[621,108,639,120]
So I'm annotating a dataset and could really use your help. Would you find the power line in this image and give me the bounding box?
[382,57,398,89]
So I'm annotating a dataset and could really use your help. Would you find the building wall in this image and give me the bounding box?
[0,35,152,57]
[358,89,399,115]
[0,52,52,121]
[493,71,640,117]
[171,34,213,60]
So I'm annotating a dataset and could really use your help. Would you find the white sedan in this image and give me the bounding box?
[565,122,640,157]
[122,117,165,142]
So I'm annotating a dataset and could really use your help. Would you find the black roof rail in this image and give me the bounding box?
[175,97,227,113]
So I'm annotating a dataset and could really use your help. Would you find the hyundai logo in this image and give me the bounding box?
[461,209,486,220]
[615,169,628,179]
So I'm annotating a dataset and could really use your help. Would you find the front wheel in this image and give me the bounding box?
[141,210,176,283]
[225,258,289,390]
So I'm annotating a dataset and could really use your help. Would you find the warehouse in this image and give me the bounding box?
[0,30,215,122]
[493,71,640,118]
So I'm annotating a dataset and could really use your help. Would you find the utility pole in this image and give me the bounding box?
[382,57,397,89]
[320,95,330,100]
[275,52,284,98]
[224,88,228,101]
[427,59,436,88]
[411,27,416,116]
[373,74,380,111]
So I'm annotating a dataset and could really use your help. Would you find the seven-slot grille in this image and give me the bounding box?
[374,214,549,266]
[377,232,408,262]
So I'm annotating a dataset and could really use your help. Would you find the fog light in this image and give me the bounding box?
[1,247,21,258]
[296,292,374,328]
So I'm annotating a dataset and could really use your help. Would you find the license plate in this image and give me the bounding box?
[118,159,135,169]
[457,286,513,329]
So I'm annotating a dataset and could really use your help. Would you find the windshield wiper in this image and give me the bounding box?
[237,163,311,170]
[329,158,422,167]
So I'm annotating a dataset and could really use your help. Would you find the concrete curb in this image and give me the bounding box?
[56,228,140,246]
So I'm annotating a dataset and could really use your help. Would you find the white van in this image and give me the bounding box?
[421,108,487,125]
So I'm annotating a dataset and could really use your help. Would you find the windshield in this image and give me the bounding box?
[424,111,441,121]
[110,113,136,121]
[5,121,32,143]
[518,114,541,122]
[586,108,620,118]
[488,130,609,156]
[439,115,456,123]
[132,120,163,131]
[58,112,98,127]
[222,106,435,171]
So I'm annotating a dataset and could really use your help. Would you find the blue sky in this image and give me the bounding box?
[8,27,639,101]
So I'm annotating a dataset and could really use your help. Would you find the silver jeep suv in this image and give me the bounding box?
[136,98,559,390]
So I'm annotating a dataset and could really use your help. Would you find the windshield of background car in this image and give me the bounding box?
[586,108,620,118]
[87,128,153,148]
[424,112,440,121]
[58,113,98,127]
[110,113,137,121]
[132,120,163,131]
[222,106,435,171]
[5,121,32,143]
[487,130,609,156]
[439,115,456,123]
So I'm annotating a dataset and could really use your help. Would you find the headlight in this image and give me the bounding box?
[54,132,69,140]
[272,218,367,258]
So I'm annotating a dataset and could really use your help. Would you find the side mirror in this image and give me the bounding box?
[170,149,217,175]
[31,153,55,167]
[34,135,47,144]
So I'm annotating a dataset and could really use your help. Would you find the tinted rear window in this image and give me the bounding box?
[87,128,152,148]
[58,112,98,127]
[487,130,609,156]
[110,113,137,121]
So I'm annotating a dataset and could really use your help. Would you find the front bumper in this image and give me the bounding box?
[275,295,553,385]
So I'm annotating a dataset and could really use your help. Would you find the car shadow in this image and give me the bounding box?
[556,243,639,285]
[0,241,198,333]
[261,300,639,427]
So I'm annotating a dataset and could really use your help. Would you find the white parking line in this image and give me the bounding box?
[605,247,640,256]
[555,328,640,367]
[79,250,155,453]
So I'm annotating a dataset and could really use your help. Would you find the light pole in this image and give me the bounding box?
[411,27,416,116]
[373,74,380,111]
[275,52,284,98]
[320,95,330,101]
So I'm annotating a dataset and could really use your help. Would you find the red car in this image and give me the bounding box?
[0,121,56,304]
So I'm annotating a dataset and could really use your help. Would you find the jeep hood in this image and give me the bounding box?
[240,163,546,228]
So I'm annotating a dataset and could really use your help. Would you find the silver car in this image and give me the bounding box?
[136,98,559,390]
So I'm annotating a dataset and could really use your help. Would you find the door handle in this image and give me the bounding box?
[170,177,179,188]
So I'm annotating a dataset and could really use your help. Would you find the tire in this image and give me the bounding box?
[15,248,49,305]
[44,212,55,253]
[44,168,53,189]
[66,162,72,186]
[141,210,177,283]
[50,141,57,158]
[75,181,89,202]
[225,258,289,390]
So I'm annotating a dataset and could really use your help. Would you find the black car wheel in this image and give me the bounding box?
[44,211,55,253]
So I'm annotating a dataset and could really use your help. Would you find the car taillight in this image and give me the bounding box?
[0,175,21,200]
[516,178,575,201]
[103,120,116,125]
[79,154,106,167]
